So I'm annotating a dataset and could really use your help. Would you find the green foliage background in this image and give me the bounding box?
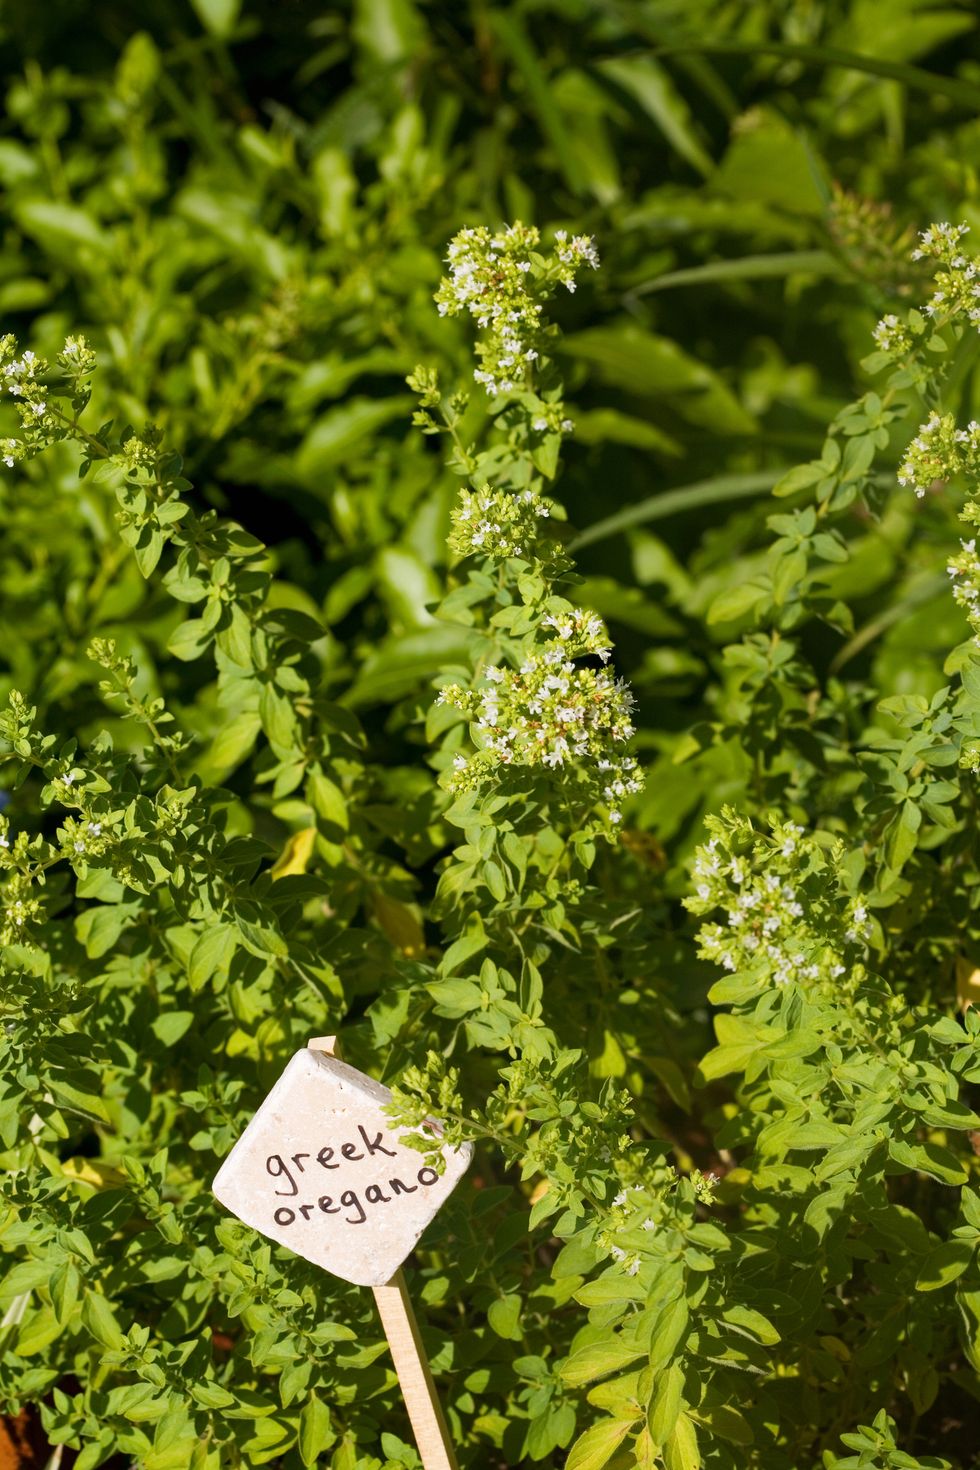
[4,1,980,1468]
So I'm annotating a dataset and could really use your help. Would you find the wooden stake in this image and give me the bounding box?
[307,1037,459,1470]
[372,1268,459,1470]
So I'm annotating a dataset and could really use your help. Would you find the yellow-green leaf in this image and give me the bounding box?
[271,827,316,879]
[566,1418,636,1470]
[664,1412,701,1470]
[562,1340,646,1387]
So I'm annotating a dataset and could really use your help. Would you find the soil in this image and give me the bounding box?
[0,1409,52,1470]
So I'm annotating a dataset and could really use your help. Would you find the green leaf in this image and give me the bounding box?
[713,107,828,216]
[596,57,713,176]
[151,1012,196,1047]
[75,903,129,959]
[889,1139,968,1186]
[188,0,242,38]
[187,925,237,991]
[375,545,439,630]
[689,1402,753,1445]
[167,618,212,661]
[963,1190,980,1230]
[575,1276,646,1308]
[215,604,254,667]
[772,461,829,498]
[916,1240,976,1291]
[298,1394,334,1466]
[649,1298,689,1370]
[440,923,487,976]
[483,859,507,902]
[772,546,808,605]
[259,683,299,749]
[565,1418,636,1470]
[296,397,414,482]
[649,1363,684,1444]
[195,712,262,783]
[572,472,779,550]
[884,799,921,873]
[697,1042,761,1081]
[707,580,768,626]
[633,253,840,298]
[523,1401,576,1460]
[804,1183,851,1240]
[14,200,111,253]
[81,1292,125,1350]
[487,1294,523,1340]
[48,1073,110,1125]
[15,1306,64,1357]
[664,1412,701,1470]
[722,1305,781,1345]
[309,771,349,832]
[561,1339,645,1387]
[134,528,167,578]
[50,1261,81,1323]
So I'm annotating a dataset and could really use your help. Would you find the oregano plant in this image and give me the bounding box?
[1,214,980,1470]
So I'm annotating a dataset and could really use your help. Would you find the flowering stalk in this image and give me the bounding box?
[393,226,649,1195]
[864,222,980,777]
[421,221,644,847]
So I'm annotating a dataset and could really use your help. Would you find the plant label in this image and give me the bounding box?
[212,1048,472,1287]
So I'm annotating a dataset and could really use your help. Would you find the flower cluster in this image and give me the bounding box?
[872,224,980,372]
[829,187,921,297]
[685,810,871,988]
[896,411,980,499]
[0,872,44,947]
[947,537,980,641]
[437,607,643,827]
[871,313,912,357]
[0,333,97,468]
[1,338,49,464]
[435,222,598,399]
[909,221,980,324]
[552,229,600,291]
[597,1169,717,1278]
[449,484,553,561]
[57,815,111,863]
[600,1184,660,1277]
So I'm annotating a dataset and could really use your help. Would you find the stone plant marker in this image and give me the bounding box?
[213,1037,473,1470]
